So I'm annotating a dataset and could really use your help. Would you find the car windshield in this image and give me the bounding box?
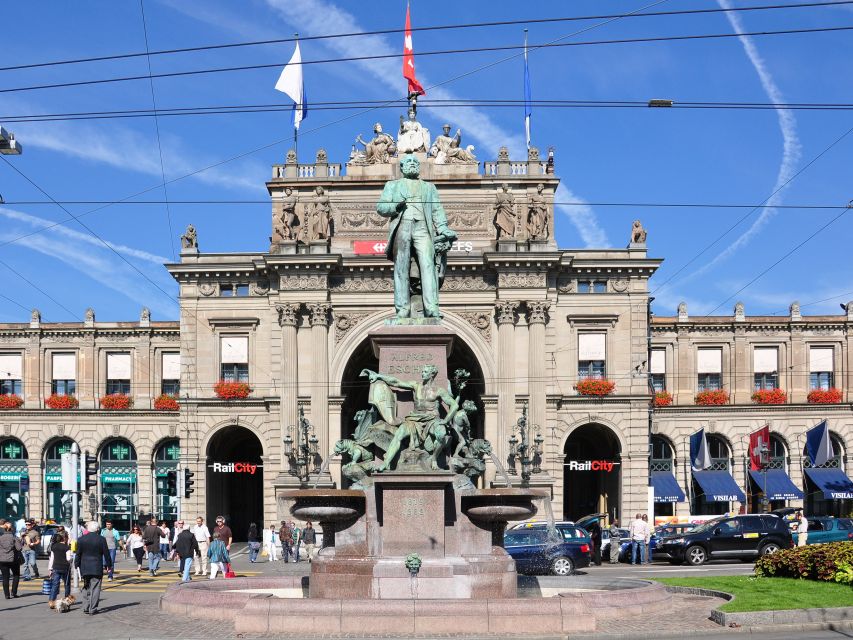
[687,517,726,534]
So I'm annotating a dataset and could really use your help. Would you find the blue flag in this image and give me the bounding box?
[523,30,532,149]
[806,419,834,468]
[690,428,712,471]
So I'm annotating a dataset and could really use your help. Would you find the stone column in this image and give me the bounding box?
[276,303,300,474]
[495,301,519,460]
[526,301,550,435]
[308,303,332,455]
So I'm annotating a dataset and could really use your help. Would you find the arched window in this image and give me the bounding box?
[100,440,137,462]
[803,432,845,469]
[99,439,138,535]
[0,438,28,521]
[45,439,74,461]
[650,435,674,472]
[0,438,27,460]
[154,439,180,521]
[707,434,730,471]
[43,438,77,523]
[768,434,787,470]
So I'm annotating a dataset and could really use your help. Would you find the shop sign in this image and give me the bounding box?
[828,490,853,499]
[710,495,739,502]
[101,473,136,483]
[0,472,25,481]
[110,444,131,460]
[165,444,180,461]
[2,442,23,459]
[353,240,474,255]
[565,460,619,472]
[210,462,261,474]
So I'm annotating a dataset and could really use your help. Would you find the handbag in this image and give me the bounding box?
[14,549,25,565]
[41,578,52,595]
[224,563,236,579]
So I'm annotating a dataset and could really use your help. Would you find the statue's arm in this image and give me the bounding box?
[365,369,416,391]
[376,181,403,218]
[429,184,457,240]
[438,388,459,421]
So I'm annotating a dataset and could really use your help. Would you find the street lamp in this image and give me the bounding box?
[0,126,22,155]
[506,402,543,487]
[284,406,321,483]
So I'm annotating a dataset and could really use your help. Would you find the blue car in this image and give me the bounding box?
[503,527,591,576]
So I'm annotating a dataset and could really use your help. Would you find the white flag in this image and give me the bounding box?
[275,41,307,130]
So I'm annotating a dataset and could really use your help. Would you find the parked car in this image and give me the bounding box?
[601,528,632,562]
[793,517,853,545]
[657,514,792,566]
[504,527,591,576]
[509,520,575,530]
[651,523,698,559]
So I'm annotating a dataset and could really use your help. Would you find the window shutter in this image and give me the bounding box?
[809,347,833,373]
[0,354,22,380]
[52,353,76,380]
[650,349,665,374]
[221,336,248,364]
[107,353,132,379]
[162,353,180,379]
[578,333,606,360]
[753,347,778,374]
[697,348,722,374]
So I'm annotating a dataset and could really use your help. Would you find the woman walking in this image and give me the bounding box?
[207,532,229,579]
[158,521,170,560]
[247,523,261,563]
[47,531,72,608]
[266,524,278,562]
[0,520,23,599]
[127,525,146,571]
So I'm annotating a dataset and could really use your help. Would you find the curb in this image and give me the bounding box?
[573,621,853,639]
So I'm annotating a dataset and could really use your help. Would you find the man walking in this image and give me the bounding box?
[100,521,122,581]
[796,510,809,547]
[75,521,112,615]
[608,519,622,564]
[142,516,162,576]
[173,525,200,583]
[291,521,302,563]
[301,521,317,563]
[213,516,233,552]
[278,521,292,563]
[21,519,40,581]
[629,514,646,565]
[192,516,210,576]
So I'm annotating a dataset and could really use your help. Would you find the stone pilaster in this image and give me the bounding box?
[495,301,519,459]
[526,301,550,435]
[277,303,300,473]
[308,303,332,455]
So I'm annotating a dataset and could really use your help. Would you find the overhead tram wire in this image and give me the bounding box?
[2,24,853,95]
[1,0,850,73]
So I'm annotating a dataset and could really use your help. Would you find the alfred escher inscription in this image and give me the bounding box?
[384,351,435,376]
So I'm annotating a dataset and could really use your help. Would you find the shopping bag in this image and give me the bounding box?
[41,578,52,595]
[260,548,269,558]
[224,563,237,579]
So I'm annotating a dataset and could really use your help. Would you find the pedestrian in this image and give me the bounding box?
[301,521,317,563]
[75,521,112,615]
[47,530,72,609]
[265,524,279,562]
[278,520,293,563]
[641,514,652,564]
[247,523,261,563]
[20,519,40,581]
[207,532,229,580]
[192,516,210,576]
[142,516,163,576]
[609,519,621,564]
[629,513,646,565]
[158,521,170,560]
[99,521,122,581]
[796,510,809,547]
[291,521,302,562]
[588,520,602,566]
[173,525,200,583]
[0,519,23,599]
[127,525,145,571]
[213,516,233,553]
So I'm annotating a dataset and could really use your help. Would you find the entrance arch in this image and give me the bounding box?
[99,439,138,534]
[0,438,28,521]
[563,423,622,521]
[44,438,78,523]
[206,425,263,540]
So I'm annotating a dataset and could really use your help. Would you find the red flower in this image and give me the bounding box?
[653,391,673,407]
[100,394,133,410]
[0,394,23,409]
[695,390,729,406]
[153,394,179,411]
[751,388,787,405]
[45,394,79,410]
[575,378,615,397]
[213,381,251,400]
[807,388,842,404]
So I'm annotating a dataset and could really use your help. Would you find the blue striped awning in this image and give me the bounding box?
[804,468,853,500]
[748,469,803,501]
[692,470,746,503]
[650,471,686,503]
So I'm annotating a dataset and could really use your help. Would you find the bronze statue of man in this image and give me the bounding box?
[376,154,457,318]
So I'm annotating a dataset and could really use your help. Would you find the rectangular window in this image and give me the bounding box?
[161,352,180,396]
[578,333,606,379]
[220,284,249,297]
[106,352,131,395]
[0,353,23,396]
[650,349,666,392]
[235,284,249,297]
[578,281,591,293]
[592,281,607,293]
[753,347,778,391]
[220,336,249,382]
[51,380,76,395]
[809,346,834,390]
[52,352,76,396]
[220,286,234,297]
[697,348,722,392]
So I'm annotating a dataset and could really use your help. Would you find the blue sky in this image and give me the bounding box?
[1,0,852,322]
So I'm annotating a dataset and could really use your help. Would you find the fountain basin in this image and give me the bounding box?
[280,489,365,523]
[461,488,546,523]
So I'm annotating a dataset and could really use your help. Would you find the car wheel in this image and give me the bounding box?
[759,542,780,556]
[551,556,575,576]
[685,545,707,566]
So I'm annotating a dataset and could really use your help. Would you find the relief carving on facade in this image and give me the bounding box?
[329,276,393,292]
[557,278,574,294]
[445,208,486,230]
[334,313,370,344]
[276,303,300,327]
[498,272,546,288]
[251,281,270,296]
[280,274,328,291]
[495,300,519,325]
[198,282,217,297]
[169,424,177,437]
[441,274,495,291]
[339,206,389,230]
[458,311,492,343]
[611,278,629,293]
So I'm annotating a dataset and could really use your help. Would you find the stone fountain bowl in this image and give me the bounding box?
[280,489,366,523]
[460,488,548,523]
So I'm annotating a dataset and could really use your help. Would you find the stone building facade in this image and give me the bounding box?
[0,134,850,535]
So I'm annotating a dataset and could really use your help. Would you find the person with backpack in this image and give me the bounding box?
[207,531,230,579]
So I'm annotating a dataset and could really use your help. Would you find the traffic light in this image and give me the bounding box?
[84,452,98,490]
[183,468,195,498]
[166,470,178,497]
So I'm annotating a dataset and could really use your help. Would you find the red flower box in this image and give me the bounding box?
[0,394,23,409]
[695,390,729,406]
[214,381,251,400]
[46,394,79,410]
[807,388,842,404]
[653,391,673,407]
[100,394,133,410]
[576,378,615,397]
[751,388,787,405]
[153,394,179,411]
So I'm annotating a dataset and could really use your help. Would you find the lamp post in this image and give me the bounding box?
[0,125,22,204]
[506,402,543,487]
[283,406,321,484]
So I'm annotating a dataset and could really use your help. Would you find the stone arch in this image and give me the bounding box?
[201,418,269,459]
[555,414,629,456]
[561,419,623,521]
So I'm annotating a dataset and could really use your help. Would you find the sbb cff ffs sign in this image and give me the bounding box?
[353,240,474,255]
[211,462,261,474]
[566,460,619,472]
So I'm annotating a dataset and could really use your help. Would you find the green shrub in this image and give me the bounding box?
[835,562,853,586]
[754,542,853,582]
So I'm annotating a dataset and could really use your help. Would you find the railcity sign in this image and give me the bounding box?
[210,462,262,474]
[564,460,620,472]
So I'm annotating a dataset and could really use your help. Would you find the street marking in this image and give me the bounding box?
[15,571,264,593]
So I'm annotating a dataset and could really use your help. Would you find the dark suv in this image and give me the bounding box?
[657,514,793,566]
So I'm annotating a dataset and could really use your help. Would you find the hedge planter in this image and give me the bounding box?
[807,388,842,404]
[214,382,251,400]
[46,394,79,410]
[653,391,673,408]
[751,389,787,405]
[0,394,23,409]
[575,378,615,397]
[154,394,179,411]
[100,394,133,410]
[695,390,729,406]
[754,542,853,584]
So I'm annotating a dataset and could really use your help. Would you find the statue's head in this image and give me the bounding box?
[333,440,347,455]
[421,364,438,381]
[284,186,292,195]
[462,399,477,414]
[315,186,324,195]
[400,154,420,178]
[442,124,451,134]
[374,122,383,133]
[537,183,544,193]
[501,183,510,192]
[408,108,416,121]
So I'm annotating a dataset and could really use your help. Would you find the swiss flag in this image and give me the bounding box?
[749,425,771,471]
[403,3,425,96]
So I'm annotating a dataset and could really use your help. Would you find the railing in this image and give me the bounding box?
[649,458,674,472]
[708,456,730,471]
[271,163,344,179]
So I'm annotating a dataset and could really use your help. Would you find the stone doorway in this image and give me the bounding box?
[206,425,263,541]
[563,423,622,522]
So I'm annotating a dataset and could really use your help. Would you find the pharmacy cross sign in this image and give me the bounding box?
[2,442,22,459]
[166,444,180,460]
[111,444,130,460]
[57,443,71,456]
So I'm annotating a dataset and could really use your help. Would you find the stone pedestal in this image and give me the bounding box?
[271,240,297,255]
[309,240,330,254]
[497,239,517,252]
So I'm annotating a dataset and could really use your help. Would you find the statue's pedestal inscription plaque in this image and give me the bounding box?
[374,473,452,558]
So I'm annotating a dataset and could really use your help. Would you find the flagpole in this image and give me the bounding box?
[523,28,531,151]
[294,33,299,162]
